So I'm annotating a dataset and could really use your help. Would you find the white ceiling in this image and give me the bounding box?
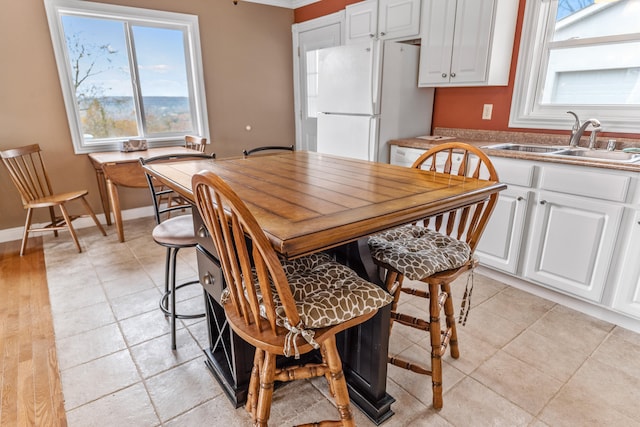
[243,0,319,9]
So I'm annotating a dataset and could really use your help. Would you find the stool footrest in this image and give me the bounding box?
[159,279,206,319]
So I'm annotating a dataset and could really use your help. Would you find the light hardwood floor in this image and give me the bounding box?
[0,238,67,426]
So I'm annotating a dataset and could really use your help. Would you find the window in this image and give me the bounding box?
[45,0,209,153]
[509,0,640,133]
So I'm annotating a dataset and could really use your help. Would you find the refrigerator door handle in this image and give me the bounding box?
[369,115,379,162]
[370,41,381,114]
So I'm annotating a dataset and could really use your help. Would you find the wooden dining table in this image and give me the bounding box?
[88,146,200,242]
[143,150,506,423]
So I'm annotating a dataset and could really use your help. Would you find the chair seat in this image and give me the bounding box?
[254,252,392,329]
[25,190,89,208]
[368,225,472,281]
[152,214,197,247]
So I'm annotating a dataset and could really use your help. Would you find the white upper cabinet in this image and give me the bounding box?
[346,0,421,44]
[418,0,518,87]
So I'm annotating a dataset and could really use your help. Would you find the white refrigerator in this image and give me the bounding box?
[316,40,435,163]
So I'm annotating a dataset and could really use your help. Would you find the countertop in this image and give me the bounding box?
[390,137,640,173]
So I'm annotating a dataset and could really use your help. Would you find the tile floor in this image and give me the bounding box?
[44,217,640,426]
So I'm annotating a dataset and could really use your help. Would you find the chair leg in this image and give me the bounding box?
[429,282,444,410]
[59,204,82,253]
[20,208,34,256]
[245,349,263,420]
[441,282,459,359]
[323,335,355,427]
[48,206,58,237]
[255,351,277,427]
[169,247,179,350]
[79,196,107,236]
[383,269,403,332]
[320,344,335,397]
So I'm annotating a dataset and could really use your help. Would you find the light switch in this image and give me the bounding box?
[482,104,493,120]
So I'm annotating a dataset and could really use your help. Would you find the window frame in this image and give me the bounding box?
[509,0,640,134]
[44,0,209,153]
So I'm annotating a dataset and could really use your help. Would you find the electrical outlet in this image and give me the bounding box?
[482,104,493,120]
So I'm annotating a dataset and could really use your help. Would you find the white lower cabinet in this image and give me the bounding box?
[390,145,640,324]
[612,210,640,318]
[476,156,534,274]
[477,157,637,312]
[523,190,623,302]
[476,186,530,274]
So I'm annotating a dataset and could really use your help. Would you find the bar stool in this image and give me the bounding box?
[368,142,499,409]
[192,170,392,426]
[141,152,215,349]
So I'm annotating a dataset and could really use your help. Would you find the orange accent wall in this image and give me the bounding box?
[295,0,640,139]
[295,0,361,23]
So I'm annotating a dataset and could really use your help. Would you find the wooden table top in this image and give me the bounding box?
[143,151,506,258]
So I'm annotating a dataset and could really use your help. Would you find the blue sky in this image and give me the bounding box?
[557,0,596,19]
[62,15,189,97]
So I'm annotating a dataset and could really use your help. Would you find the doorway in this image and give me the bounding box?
[292,11,344,152]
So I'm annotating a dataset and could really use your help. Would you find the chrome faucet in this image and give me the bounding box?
[567,111,601,148]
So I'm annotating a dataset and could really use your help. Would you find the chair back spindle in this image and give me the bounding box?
[1,144,54,205]
[194,171,301,337]
[411,143,499,253]
[185,135,207,152]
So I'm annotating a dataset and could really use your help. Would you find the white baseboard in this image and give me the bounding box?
[0,206,155,244]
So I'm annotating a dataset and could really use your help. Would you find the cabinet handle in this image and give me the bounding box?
[369,33,375,38]
[442,73,448,78]
[203,272,214,286]
[379,31,385,36]
[540,200,547,205]
[198,226,209,238]
[516,196,524,201]
[450,72,456,78]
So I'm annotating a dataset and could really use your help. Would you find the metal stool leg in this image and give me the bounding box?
[159,245,206,350]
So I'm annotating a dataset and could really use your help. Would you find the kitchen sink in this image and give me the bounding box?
[551,149,640,163]
[482,143,566,153]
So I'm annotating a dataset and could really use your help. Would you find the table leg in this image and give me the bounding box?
[93,167,112,225]
[333,239,395,425]
[106,178,125,242]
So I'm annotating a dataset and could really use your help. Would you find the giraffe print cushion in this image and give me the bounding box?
[368,225,472,281]
[255,252,392,329]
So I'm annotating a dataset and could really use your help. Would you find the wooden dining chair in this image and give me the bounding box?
[184,135,207,152]
[0,144,106,255]
[242,144,294,156]
[368,142,499,409]
[160,135,208,212]
[141,152,215,349]
[192,170,392,426]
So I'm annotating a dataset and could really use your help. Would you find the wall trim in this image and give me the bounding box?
[0,206,154,244]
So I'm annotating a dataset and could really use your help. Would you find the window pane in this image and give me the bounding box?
[132,26,194,134]
[542,42,640,105]
[554,0,640,41]
[61,15,138,141]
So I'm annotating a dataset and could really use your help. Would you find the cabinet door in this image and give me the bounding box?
[418,0,456,85]
[612,210,640,319]
[346,0,378,44]
[476,187,530,274]
[524,191,623,302]
[378,0,421,40]
[449,0,494,84]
